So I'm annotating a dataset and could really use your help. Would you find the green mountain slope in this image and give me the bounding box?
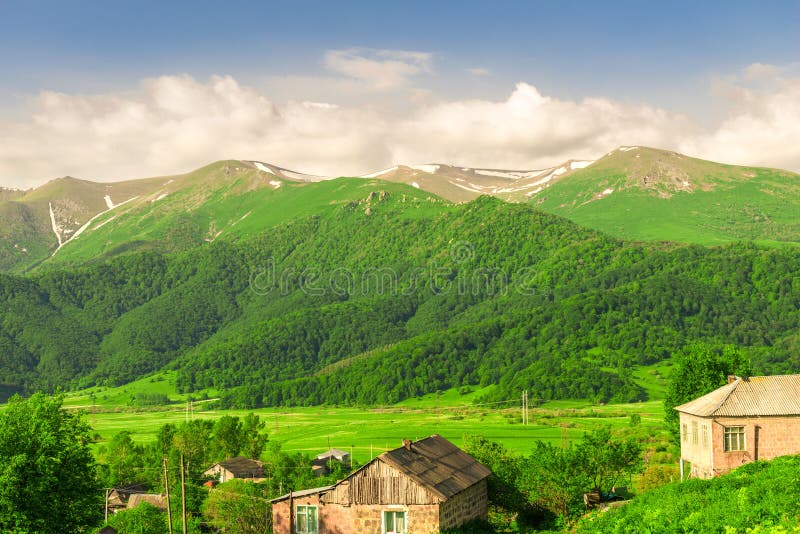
[530,146,800,244]
[1,196,799,407]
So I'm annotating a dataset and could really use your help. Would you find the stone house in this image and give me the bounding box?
[271,435,491,534]
[675,374,800,479]
[203,456,264,483]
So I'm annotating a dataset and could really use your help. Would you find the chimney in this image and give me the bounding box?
[727,375,737,384]
[402,439,411,451]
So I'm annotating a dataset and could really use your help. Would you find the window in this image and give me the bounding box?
[692,421,698,445]
[682,423,688,442]
[296,505,318,534]
[383,510,407,534]
[702,424,709,448]
[724,426,746,452]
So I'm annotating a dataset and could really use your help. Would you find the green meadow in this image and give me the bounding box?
[62,364,672,464]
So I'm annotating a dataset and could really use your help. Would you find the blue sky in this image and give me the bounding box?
[0,1,798,185]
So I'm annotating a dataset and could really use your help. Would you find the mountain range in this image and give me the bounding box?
[1,146,797,273]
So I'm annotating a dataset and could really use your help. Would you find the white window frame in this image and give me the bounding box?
[295,504,318,534]
[692,421,698,445]
[724,426,746,452]
[382,509,407,534]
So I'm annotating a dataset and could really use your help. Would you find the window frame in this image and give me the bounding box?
[723,425,746,452]
[692,421,698,445]
[682,423,688,442]
[295,504,318,534]
[383,509,407,534]
[701,423,709,448]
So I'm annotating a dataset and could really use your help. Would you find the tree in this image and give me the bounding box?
[0,394,102,533]
[663,343,751,442]
[203,479,272,534]
[575,427,642,494]
[106,502,167,534]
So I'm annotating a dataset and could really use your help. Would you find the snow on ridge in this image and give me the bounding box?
[361,166,398,178]
[600,188,614,197]
[269,180,282,189]
[448,180,483,193]
[151,193,168,202]
[410,164,440,174]
[104,195,115,209]
[570,160,594,170]
[619,146,638,152]
[279,169,330,182]
[411,182,420,189]
[474,169,519,179]
[253,162,275,174]
[51,196,139,257]
[48,202,63,248]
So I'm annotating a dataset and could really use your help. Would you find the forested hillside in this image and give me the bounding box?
[1,194,799,406]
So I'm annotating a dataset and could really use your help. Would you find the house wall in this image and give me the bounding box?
[204,465,234,483]
[271,496,441,534]
[710,416,800,476]
[438,479,488,530]
[678,413,714,478]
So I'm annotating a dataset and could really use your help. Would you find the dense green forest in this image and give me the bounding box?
[1,194,799,406]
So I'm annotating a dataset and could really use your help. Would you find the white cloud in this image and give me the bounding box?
[0,63,798,188]
[323,48,433,90]
[679,63,800,170]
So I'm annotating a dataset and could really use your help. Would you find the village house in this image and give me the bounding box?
[271,435,491,534]
[312,448,352,476]
[203,456,264,483]
[675,374,800,479]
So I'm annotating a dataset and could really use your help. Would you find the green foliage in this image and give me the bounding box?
[663,343,751,442]
[0,394,102,533]
[105,502,167,534]
[202,480,271,534]
[577,455,800,533]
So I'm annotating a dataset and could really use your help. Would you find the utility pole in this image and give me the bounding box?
[180,454,188,534]
[163,457,174,534]
[104,488,110,523]
[521,390,529,425]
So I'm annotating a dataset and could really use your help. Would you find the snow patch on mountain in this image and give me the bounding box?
[48,202,63,247]
[410,164,440,174]
[253,162,275,174]
[269,180,282,188]
[570,160,593,170]
[104,195,115,209]
[411,182,420,189]
[361,166,398,178]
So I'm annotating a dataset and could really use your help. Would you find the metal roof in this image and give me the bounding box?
[378,435,492,500]
[675,375,800,417]
[270,485,335,503]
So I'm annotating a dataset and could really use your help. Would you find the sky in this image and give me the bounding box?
[0,0,798,187]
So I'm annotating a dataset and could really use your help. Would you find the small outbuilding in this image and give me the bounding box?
[312,448,351,476]
[272,434,491,534]
[203,456,264,483]
[676,374,800,479]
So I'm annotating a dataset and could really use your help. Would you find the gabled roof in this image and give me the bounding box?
[207,456,263,478]
[316,448,350,460]
[675,375,800,417]
[127,494,167,510]
[378,435,492,500]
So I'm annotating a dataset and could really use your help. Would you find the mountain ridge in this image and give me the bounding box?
[1,147,798,272]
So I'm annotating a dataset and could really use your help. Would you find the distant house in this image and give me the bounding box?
[272,435,491,534]
[127,493,167,511]
[312,448,351,476]
[676,375,800,479]
[106,484,146,514]
[203,456,264,483]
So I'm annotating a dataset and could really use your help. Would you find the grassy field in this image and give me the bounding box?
[62,369,671,463]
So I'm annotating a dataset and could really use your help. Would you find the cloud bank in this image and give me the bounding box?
[0,56,797,188]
